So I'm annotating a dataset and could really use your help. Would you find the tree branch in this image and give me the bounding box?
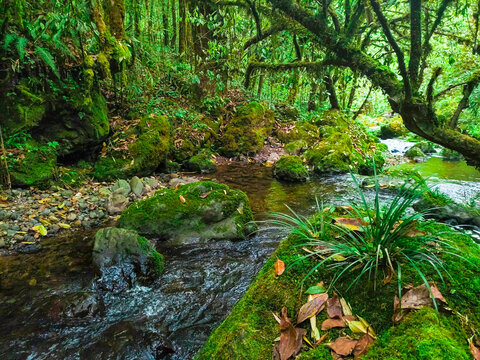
[369,0,411,99]
[409,0,422,89]
[449,76,480,128]
[243,23,285,49]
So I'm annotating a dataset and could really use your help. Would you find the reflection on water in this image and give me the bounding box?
[388,157,480,182]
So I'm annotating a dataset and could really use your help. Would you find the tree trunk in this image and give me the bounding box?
[171,0,177,49]
[324,74,339,109]
[163,0,169,46]
[178,0,187,54]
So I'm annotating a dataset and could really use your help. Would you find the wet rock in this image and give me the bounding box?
[129,176,144,197]
[273,156,308,182]
[118,181,256,241]
[107,190,130,215]
[62,292,104,318]
[93,227,164,292]
[111,179,131,197]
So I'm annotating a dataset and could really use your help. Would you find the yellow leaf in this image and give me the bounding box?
[340,298,353,316]
[40,218,51,226]
[237,207,243,214]
[59,223,71,229]
[347,320,367,334]
[310,316,321,341]
[32,224,47,236]
[358,316,376,338]
[179,195,186,203]
[333,254,346,261]
[265,161,274,167]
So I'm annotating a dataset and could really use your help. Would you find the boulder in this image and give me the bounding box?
[93,227,164,292]
[111,179,131,197]
[117,181,255,241]
[405,146,426,160]
[93,114,171,181]
[107,190,130,215]
[273,156,308,182]
[129,176,144,197]
[185,151,217,173]
[219,102,275,157]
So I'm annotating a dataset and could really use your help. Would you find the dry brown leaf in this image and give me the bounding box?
[469,338,480,360]
[321,318,346,331]
[275,258,285,276]
[353,334,375,359]
[315,333,329,347]
[297,293,328,324]
[330,337,357,357]
[199,192,210,199]
[278,307,306,360]
[327,293,343,319]
[334,217,367,231]
[401,283,447,310]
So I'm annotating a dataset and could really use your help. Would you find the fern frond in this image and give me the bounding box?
[16,36,28,60]
[34,46,60,78]
[4,33,18,51]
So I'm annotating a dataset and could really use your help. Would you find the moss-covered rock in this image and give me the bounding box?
[285,140,308,155]
[219,102,275,157]
[93,227,164,292]
[304,132,361,173]
[275,121,319,146]
[2,140,57,188]
[93,114,171,181]
[117,181,255,241]
[441,148,463,160]
[197,222,480,359]
[36,90,109,157]
[185,151,217,173]
[380,116,409,139]
[273,156,308,182]
[312,109,349,130]
[405,145,426,159]
[0,84,46,137]
[173,119,219,163]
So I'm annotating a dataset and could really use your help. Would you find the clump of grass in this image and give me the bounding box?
[263,170,464,310]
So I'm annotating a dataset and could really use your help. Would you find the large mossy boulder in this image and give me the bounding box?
[219,102,275,157]
[304,132,361,173]
[93,227,164,292]
[197,222,480,359]
[273,156,308,182]
[1,140,57,188]
[117,181,255,241]
[36,91,109,157]
[380,116,409,139]
[405,145,426,159]
[93,114,171,181]
[0,84,47,137]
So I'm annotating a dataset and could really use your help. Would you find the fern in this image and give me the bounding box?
[16,36,28,60]
[35,46,60,78]
[4,33,17,51]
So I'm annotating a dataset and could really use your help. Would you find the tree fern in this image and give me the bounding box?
[35,46,60,78]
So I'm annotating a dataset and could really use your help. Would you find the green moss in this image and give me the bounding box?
[405,146,425,159]
[219,102,275,157]
[186,151,217,173]
[93,114,171,181]
[380,116,409,139]
[364,309,470,360]
[276,121,319,145]
[118,181,255,241]
[137,236,165,276]
[312,109,349,129]
[3,140,57,188]
[274,156,308,182]
[285,140,308,155]
[1,84,46,136]
[304,132,360,173]
[197,221,480,359]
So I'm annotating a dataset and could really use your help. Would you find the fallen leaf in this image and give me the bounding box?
[321,318,346,330]
[179,195,186,203]
[353,334,375,359]
[358,316,376,338]
[406,229,426,238]
[315,333,328,347]
[330,337,357,357]
[199,192,210,199]
[401,283,447,310]
[297,293,328,324]
[278,307,306,360]
[306,285,327,295]
[32,224,47,236]
[59,223,71,229]
[340,298,352,316]
[327,293,343,319]
[334,217,367,231]
[275,258,285,276]
[469,338,480,360]
[310,316,321,341]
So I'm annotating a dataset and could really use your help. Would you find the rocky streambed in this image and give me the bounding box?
[2,156,480,359]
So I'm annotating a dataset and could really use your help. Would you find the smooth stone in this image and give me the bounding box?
[129,176,144,197]
[111,180,131,197]
[107,190,130,215]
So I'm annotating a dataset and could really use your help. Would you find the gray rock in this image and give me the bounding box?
[111,180,131,197]
[61,189,74,198]
[143,177,159,190]
[107,190,130,215]
[129,176,144,197]
[93,227,164,292]
[98,187,112,197]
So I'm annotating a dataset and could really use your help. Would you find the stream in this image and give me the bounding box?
[2,151,480,359]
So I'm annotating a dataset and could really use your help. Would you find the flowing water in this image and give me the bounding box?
[2,158,480,359]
